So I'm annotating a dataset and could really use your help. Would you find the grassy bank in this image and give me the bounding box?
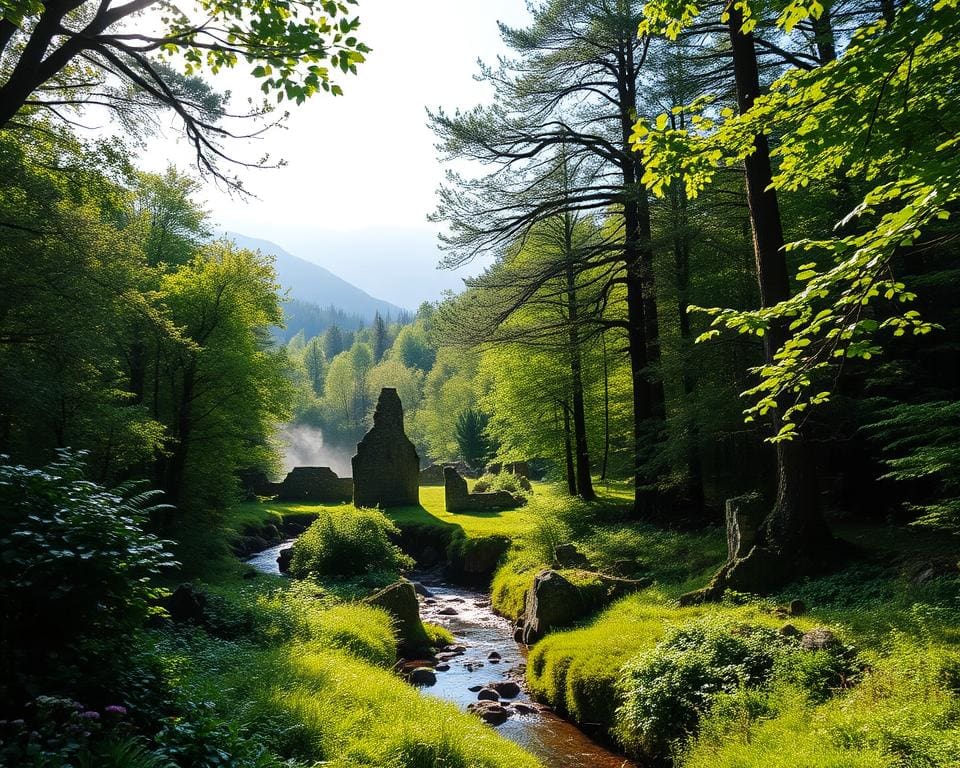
[157,577,540,768]
[483,490,960,767]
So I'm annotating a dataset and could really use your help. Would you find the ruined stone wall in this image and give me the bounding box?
[274,466,353,503]
[444,466,522,513]
[352,388,420,508]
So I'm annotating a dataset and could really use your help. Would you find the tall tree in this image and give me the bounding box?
[431,0,667,515]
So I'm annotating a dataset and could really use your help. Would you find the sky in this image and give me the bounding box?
[141,0,532,309]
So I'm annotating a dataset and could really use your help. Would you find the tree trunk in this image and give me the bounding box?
[618,37,664,517]
[670,177,706,516]
[683,6,833,599]
[811,5,837,64]
[561,402,576,496]
[600,330,611,481]
[563,213,596,500]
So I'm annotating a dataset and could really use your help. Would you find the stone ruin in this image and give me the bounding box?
[444,466,523,513]
[352,388,420,508]
[274,466,353,503]
[418,464,446,486]
[419,461,477,485]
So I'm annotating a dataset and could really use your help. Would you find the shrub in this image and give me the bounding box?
[617,617,863,759]
[0,451,176,709]
[682,640,960,768]
[473,472,529,496]
[616,619,797,758]
[288,508,413,580]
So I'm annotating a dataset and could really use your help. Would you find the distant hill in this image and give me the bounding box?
[225,232,406,321]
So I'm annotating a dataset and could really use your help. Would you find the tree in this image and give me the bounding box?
[0,0,369,183]
[367,358,423,417]
[372,311,388,362]
[394,323,436,372]
[155,241,291,510]
[303,337,326,397]
[455,407,495,473]
[324,324,346,359]
[431,0,670,515]
[632,0,951,592]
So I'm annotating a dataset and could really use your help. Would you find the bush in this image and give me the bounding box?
[0,451,176,709]
[473,472,530,496]
[616,617,859,759]
[682,640,960,768]
[288,508,413,580]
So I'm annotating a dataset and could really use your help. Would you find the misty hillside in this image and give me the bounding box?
[226,232,406,320]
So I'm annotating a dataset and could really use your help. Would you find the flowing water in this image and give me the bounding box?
[247,544,634,768]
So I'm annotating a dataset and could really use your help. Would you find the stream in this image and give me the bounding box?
[248,543,634,768]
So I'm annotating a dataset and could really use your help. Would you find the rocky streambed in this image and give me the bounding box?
[247,543,633,768]
[409,576,635,768]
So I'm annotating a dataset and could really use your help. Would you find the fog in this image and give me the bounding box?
[278,424,354,478]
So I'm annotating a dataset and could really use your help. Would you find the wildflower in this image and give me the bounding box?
[104,705,127,716]
[80,711,100,720]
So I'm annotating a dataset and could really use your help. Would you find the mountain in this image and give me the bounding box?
[225,232,406,320]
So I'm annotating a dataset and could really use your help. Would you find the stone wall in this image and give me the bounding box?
[352,388,420,508]
[274,466,353,503]
[444,466,522,513]
[419,464,446,485]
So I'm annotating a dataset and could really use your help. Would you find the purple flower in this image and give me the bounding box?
[104,705,127,716]
[80,711,100,720]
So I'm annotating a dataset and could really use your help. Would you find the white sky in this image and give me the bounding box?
[139,0,531,306]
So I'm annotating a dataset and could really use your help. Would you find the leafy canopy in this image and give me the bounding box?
[632,0,960,440]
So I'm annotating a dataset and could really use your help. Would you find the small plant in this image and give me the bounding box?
[288,507,413,580]
[424,622,455,649]
[0,451,177,707]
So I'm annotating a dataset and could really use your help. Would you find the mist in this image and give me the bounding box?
[278,424,354,478]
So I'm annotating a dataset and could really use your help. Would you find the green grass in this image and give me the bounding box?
[167,563,543,768]
[499,496,960,767]
[229,484,540,544]
[681,639,960,768]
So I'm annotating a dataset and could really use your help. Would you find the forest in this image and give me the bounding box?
[1,0,958,767]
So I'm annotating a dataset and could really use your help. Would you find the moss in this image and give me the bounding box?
[424,622,455,649]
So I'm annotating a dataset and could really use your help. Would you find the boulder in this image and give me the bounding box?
[409,667,437,686]
[511,702,539,715]
[364,581,431,656]
[411,581,434,598]
[488,680,521,698]
[552,543,591,569]
[801,627,839,651]
[352,388,420,508]
[468,701,510,726]
[277,546,293,574]
[274,466,353,503]
[520,568,649,644]
[520,570,583,644]
[477,688,500,702]
[444,467,523,513]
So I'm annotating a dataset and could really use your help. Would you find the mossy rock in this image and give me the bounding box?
[364,580,431,657]
[521,568,649,644]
